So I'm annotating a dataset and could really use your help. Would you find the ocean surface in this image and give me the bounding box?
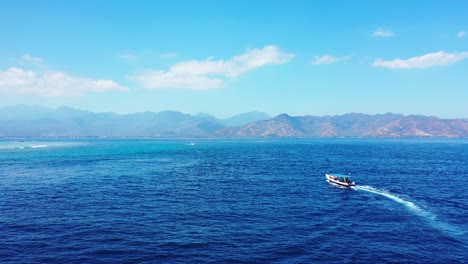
[0,138,466,263]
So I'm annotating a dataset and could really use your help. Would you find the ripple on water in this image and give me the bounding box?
[0,139,466,263]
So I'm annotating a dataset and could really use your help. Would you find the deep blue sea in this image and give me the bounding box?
[0,138,466,263]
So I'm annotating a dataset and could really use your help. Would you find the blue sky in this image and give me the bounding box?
[0,0,467,118]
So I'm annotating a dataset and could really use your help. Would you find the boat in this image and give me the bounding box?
[326,173,355,187]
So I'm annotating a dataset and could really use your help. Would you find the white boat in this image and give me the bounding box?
[326,173,355,187]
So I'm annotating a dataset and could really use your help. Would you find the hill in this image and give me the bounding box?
[0,106,222,137]
[0,106,466,138]
[212,113,468,138]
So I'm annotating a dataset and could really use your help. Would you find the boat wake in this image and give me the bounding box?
[353,185,433,218]
[352,185,465,238]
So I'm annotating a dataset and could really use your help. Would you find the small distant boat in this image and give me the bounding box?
[326,173,355,187]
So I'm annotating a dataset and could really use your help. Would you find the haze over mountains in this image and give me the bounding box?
[0,105,467,138]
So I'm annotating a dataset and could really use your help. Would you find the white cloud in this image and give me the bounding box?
[372,51,468,69]
[21,54,45,66]
[160,52,178,59]
[130,45,295,90]
[311,55,340,65]
[130,70,224,90]
[373,28,395,37]
[119,53,137,60]
[0,67,128,97]
[457,31,466,39]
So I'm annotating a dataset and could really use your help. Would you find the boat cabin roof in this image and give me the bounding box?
[329,173,351,178]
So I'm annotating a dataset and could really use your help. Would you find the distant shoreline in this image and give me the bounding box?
[1,136,467,140]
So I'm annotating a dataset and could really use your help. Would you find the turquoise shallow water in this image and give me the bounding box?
[0,138,467,263]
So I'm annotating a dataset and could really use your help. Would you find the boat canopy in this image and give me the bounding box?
[329,173,351,178]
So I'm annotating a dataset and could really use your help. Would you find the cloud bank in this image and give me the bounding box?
[0,67,128,97]
[130,45,295,90]
[373,28,395,37]
[372,51,468,69]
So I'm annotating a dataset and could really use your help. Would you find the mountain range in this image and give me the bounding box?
[0,105,466,138]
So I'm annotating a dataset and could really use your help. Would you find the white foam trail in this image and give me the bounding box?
[353,185,432,218]
[353,185,465,238]
[31,144,48,148]
[0,142,50,150]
